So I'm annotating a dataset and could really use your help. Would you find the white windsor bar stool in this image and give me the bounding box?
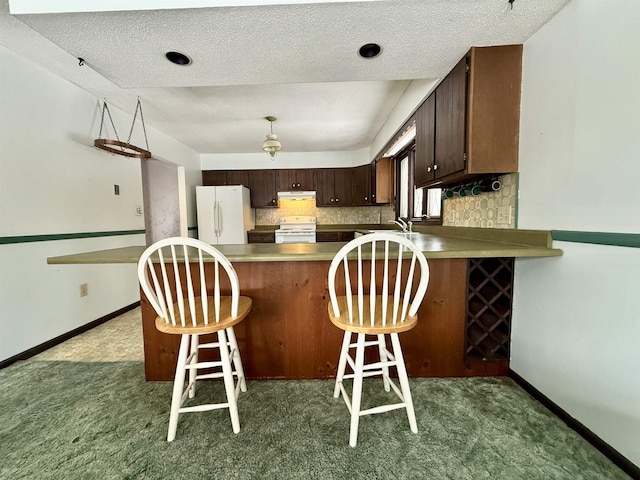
[137,237,252,442]
[327,232,430,447]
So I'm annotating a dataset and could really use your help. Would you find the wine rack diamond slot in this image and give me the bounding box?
[465,258,514,362]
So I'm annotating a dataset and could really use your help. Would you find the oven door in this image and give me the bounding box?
[275,230,316,244]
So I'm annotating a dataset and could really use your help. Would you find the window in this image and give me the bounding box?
[425,188,442,218]
[399,154,410,217]
[394,142,441,222]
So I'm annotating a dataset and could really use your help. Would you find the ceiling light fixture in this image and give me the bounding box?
[359,43,382,59]
[262,116,282,160]
[165,51,192,65]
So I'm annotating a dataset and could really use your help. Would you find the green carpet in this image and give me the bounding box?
[0,361,629,479]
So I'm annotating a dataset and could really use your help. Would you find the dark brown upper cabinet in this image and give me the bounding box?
[315,168,353,207]
[414,94,436,186]
[434,54,468,181]
[352,164,372,206]
[418,45,522,188]
[276,169,314,191]
[203,165,392,208]
[226,170,250,187]
[202,170,228,186]
[248,170,278,208]
[202,170,249,187]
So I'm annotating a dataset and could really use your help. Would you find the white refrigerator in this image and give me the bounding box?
[196,185,255,244]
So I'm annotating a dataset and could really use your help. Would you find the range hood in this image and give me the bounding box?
[277,191,316,201]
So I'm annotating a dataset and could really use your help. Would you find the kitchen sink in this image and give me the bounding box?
[367,230,421,236]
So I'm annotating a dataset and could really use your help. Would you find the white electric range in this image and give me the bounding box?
[274,216,317,244]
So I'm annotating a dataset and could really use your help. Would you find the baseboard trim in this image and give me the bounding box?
[0,302,140,369]
[509,369,639,479]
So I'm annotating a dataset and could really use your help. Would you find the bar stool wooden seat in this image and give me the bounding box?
[137,237,252,442]
[327,232,430,447]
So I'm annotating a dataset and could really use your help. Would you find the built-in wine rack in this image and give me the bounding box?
[465,258,514,362]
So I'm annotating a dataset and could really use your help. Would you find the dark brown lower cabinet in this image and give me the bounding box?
[465,258,513,363]
[316,231,355,242]
[247,231,275,244]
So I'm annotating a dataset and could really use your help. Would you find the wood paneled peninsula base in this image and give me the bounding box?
[142,258,506,381]
[46,227,562,381]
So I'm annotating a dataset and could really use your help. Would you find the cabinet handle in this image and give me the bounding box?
[272,199,276,204]
[427,166,432,172]
[433,164,438,171]
[297,183,301,187]
[292,183,295,188]
[330,198,334,202]
[364,196,368,201]
[336,198,339,203]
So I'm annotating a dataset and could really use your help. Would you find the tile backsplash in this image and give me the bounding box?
[442,173,518,229]
[256,200,396,226]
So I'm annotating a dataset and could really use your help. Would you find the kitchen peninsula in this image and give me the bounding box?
[48,227,561,381]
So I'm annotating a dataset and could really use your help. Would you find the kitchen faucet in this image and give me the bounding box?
[390,218,408,232]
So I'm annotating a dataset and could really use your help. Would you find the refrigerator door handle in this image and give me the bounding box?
[217,201,223,236]
[213,201,219,237]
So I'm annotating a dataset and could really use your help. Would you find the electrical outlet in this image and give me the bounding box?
[114,184,120,195]
[497,207,510,225]
[135,206,143,216]
[80,283,88,297]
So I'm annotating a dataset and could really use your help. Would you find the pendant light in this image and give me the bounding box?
[262,116,282,160]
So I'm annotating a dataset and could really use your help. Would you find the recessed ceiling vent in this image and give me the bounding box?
[165,51,192,66]
[358,43,382,59]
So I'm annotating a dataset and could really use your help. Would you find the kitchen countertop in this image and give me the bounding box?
[47,227,562,264]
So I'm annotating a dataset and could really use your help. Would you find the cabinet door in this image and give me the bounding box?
[276,169,314,191]
[276,169,297,191]
[435,55,467,179]
[247,231,275,243]
[374,157,392,204]
[333,168,353,206]
[352,164,372,205]
[295,169,313,190]
[202,170,227,186]
[248,170,277,208]
[316,231,341,242]
[414,94,436,186]
[315,169,335,206]
[466,45,521,175]
[340,231,355,242]
[226,170,249,187]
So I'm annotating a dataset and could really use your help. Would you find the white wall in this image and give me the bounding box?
[200,148,370,170]
[513,0,640,466]
[142,159,187,243]
[0,45,200,362]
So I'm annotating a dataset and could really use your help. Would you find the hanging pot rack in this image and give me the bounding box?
[94,98,151,159]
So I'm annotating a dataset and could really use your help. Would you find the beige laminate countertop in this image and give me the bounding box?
[47,227,562,264]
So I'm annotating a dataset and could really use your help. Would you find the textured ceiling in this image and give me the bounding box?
[2,0,570,154]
